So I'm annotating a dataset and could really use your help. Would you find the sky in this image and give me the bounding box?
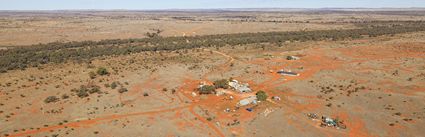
[0,0,424,10]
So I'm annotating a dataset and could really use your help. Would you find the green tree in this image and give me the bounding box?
[256,90,268,101]
[213,79,229,89]
[199,85,215,94]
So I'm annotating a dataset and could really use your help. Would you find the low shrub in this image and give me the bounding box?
[44,96,59,103]
[89,71,97,79]
[111,82,118,89]
[118,88,128,93]
[96,67,109,76]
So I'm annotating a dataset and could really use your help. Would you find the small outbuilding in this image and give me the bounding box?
[277,69,300,76]
[286,56,300,60]
[238,96,257,106]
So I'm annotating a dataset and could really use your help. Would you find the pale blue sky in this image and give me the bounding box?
[0,0,424,10]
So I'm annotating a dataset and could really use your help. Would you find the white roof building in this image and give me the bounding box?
[238,96,257,106]
[228,80,252,93]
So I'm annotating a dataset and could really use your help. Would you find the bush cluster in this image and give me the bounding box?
[71,85,101,98]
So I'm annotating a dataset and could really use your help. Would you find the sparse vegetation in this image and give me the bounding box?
[89,71,97,79]
[145,29,163,38]
[76,89,89,98]
[61,94,69,99]
[89,86,101,94]
[104,83,110,88]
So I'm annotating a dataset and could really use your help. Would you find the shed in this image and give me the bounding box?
[238,96,257,106]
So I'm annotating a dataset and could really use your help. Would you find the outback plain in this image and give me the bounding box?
[0,9,425,137]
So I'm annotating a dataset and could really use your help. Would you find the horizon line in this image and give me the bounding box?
[1,7,425,11]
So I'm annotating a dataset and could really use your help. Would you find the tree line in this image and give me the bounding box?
[1,21,425,72]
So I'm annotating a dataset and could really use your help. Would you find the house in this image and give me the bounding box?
[228,80,252,93]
